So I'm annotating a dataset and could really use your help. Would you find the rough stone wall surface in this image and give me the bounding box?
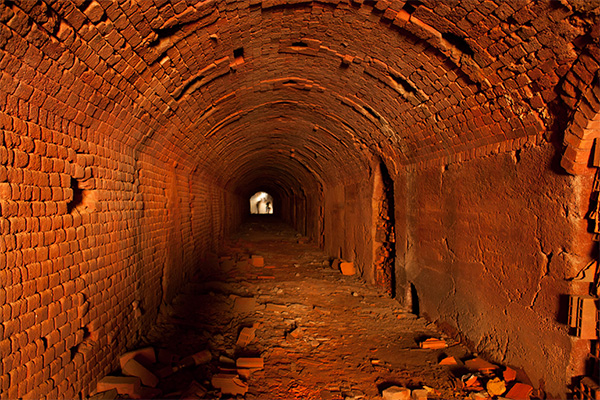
[402,143,594,395]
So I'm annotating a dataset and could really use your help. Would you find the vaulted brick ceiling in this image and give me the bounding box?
[3,0,598,196]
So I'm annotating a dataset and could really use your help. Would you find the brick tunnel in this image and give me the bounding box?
[0,0,599,399]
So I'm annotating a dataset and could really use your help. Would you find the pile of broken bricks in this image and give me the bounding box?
[413,337,540,400]
[90,325,265,399]
[91,346,213,399]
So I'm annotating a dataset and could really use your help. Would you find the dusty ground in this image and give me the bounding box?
[142,217,474,399]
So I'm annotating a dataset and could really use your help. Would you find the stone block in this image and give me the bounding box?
[503,366,517,382]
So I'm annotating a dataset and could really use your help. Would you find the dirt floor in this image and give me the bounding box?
[137,217,486,399]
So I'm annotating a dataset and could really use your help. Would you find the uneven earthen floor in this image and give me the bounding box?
[143,217,472,399]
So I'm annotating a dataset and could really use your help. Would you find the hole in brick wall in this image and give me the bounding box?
[291,41,308,48]
[389,73,417,94]
[67,178,94,214]
[234,47,244,59]
[67,177,84,214]
[442,32,474,56]
[402,2,419,14]
[250,192,274,214]
[153,26,179,45]
[363,105,381,120]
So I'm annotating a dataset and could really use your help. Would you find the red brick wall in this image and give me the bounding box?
[0,117,240,399]
[0,4,242,396]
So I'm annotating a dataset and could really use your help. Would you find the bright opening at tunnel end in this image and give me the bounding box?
[250,191,274,214]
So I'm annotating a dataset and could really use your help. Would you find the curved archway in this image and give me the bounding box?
[250,192,274,214]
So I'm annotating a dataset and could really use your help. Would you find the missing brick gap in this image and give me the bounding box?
[512,149,522,164]
[67,177,83,214]
[363,105,381,120]
[389,73,417,94]
[234,47,244,59]
[402,1,420,14]
[291,41,308,48]
[441,32,475,56]
[67,177,94,214]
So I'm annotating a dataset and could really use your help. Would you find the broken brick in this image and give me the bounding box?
[119,347,156,369]
[382,386,411,400]
[340,261,356,275]
[211,374,248,395]
[505,382,534,400]
[122,359,159,388]
[439,356,458,365]
[96,376,141,398]
[236,327,257,347]
[464,357,497,374]
[503,366,517,382]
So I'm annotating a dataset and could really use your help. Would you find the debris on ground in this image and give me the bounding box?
[96,219,544,400]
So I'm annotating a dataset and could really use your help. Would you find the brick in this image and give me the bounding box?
[119,347,156,369]
[340,261,355,276]
[96,376,141,397]
[236,357,263,369]
[232,296,260,312]
[210,374,248,396]
[251,255,264,267]
[236,327,256,347]
[382,386,411,400]
[122,359,159,388]
[505,383,533,400]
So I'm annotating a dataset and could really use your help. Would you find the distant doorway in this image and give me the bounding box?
[250,192,274,214]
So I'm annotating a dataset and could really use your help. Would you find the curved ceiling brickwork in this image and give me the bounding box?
[3,0,596,197]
